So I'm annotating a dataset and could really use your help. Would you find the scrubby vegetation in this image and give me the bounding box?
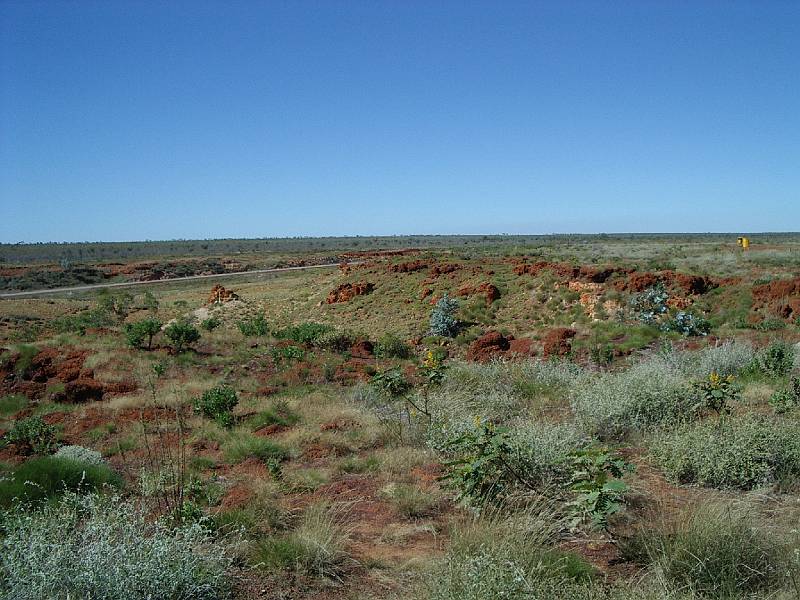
[2,237,800,599]
[0,492,233,599]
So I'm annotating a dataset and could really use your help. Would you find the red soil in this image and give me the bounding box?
[326,281,375,304]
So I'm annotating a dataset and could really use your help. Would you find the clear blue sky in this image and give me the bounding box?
[1,1,798,243]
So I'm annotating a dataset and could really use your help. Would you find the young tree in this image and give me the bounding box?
[430,294,459,337]
[164,321,200,353]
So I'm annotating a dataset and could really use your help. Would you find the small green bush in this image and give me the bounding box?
[237,314,269,336]
[371,367,412,397]
[200,316,221,331]
[164,320,200,353]
[52,308,114,335]
[770,377,800,414]
[375,333,412,359]
[193,386,238,427]
[0,456,121,507]
[661,311,711,336]
[273,322,333,345]
[0,492,233,599]
[124,317,162,349]
[751,340,794,377]
[270,345,305,364]
[652,417,800,489]
[313,329,357,352]
[3,416,57,455]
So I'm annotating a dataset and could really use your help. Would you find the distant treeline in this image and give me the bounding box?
[1,233,798,265]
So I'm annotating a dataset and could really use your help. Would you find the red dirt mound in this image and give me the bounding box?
[613,272,660,292]
[388,260,429,273]
[61,378,105,403]
[542,328,576,357]
[207,284,239,304]
[752,277,800,321]
[456,282,501,305]
[326,281,375,304]
[429,263,461,277]
[508,337,535,357]
[350,339,374,358]
[467,331,512,362]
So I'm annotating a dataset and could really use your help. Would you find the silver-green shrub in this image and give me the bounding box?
[652,417,800,489]
[570,357,693,438]
[693,341,755,378]
[0,492,234,600]
[54,444,105,466]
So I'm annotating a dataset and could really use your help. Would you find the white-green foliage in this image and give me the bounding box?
[652,417,800,489]
[692,341,755,378]
[570,357,693,438]
[429,294,460,337]
[54,444,105,467]
[429,359,585,424]
[0,492,233,600]
[509,421,587,485]
[426,359,587,486]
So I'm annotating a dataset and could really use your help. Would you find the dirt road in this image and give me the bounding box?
[0,262,347,299]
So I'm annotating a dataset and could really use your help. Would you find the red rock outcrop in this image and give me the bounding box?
[207,285,239,304]
[326,281,374,304]
[466,331,512,362]
[542,328,576,358]
[456,282,501,305]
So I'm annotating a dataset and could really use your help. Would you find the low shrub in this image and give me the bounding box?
[313,329,357,352]
[374,333,412,359]
[200,316,221,331]
[436,420,589,508]
[3,415,57,455]
[52,308,113,335]
[630,284,669,325]
[54,444,105,466]
[0,492,233,599]
[692,341,755,378]
[270,345,305,364]
[570,357,693,438]
[770,377,800,414]
[0,456,121,507]
[652,417,800,489]
[193,386,238,427]
[273,322,333,345]
[751,340,795,377]
[371,367,412,397]
[661,311,711,336]
[236,314,269,337]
